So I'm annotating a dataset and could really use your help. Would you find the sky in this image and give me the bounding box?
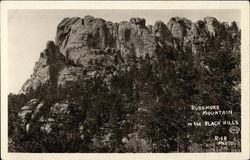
[8,9,240,94]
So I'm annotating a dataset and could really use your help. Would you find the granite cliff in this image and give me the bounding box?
[19,16,218,94]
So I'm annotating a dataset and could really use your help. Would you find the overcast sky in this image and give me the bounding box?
[8,9,240,94]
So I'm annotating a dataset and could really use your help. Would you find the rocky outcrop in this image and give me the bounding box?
[55,17,81,48]
[18,99,84,133]
[20,15,219,94]
[18,99,44,131]
[203,17,218,36]
[19,41,65,94]
[167,17,199,53]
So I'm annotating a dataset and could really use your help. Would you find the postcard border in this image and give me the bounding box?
[1,1,249,160]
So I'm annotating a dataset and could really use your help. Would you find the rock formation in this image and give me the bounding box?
[20,16,220,94]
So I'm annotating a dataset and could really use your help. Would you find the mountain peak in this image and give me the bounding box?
[19,15,222,94]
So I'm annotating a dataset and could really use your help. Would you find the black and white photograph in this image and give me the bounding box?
[1,1,249,160]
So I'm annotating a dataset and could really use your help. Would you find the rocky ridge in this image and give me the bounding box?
[20,15,218,94]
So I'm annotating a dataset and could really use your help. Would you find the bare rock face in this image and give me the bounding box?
[55,16,157,66]
[117,18,156,59]
[19,41,65,94]
[55,17,81,48]
[154,20,173,47]
[56,15,109,67]
[167,17,190,40]
[20,15,221,95]
[84,15,107,49]
[167,17,196,51]
[203,17,218,36]
[106,21,119,48]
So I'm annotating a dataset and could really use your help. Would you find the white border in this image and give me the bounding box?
[1,1,249,160]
